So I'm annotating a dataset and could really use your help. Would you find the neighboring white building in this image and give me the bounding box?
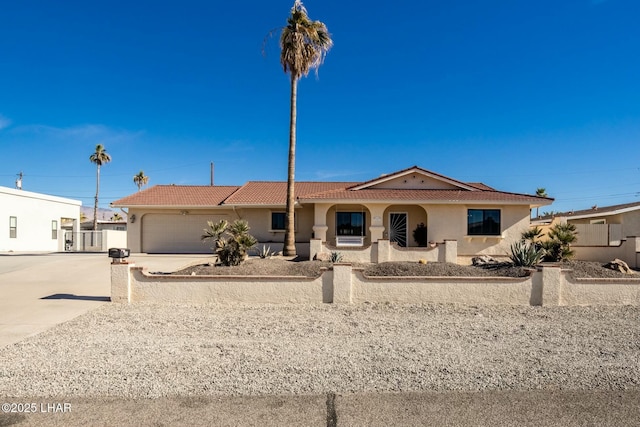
[0,186,81,252]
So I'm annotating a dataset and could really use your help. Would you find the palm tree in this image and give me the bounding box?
[89,144,112,231]
[111,213,123,222]
[278,0,332,256]
[535,188,548,218]
[133,170,149,191]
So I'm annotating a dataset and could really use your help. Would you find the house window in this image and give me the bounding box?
[271,212,286,231]
[51,220,58,239]
[9,216,17,238]
[467,209,501,236]
[336,212,365,236]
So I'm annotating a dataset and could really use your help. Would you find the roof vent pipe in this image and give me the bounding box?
[210,162,214,186]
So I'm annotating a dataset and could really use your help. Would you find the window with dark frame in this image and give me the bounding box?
[51,220,58,239]
[9,216,17,238]
[336,212,365,236]
[467,209,501,236]
[271,212,286,231]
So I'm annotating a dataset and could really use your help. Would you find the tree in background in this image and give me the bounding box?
[535,188,548,218]
[89,144,111,231]
[133,170,149,191]
[111,213,123,221]
[276,0,332,256]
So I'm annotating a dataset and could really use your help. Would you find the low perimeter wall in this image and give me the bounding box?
[111,263,640,306]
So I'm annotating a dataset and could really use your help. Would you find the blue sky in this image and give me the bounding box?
[1,0,638,215]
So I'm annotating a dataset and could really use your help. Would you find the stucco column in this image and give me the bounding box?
[310,239,323,260]
[444,240,457,263]
[332,263,353,304]
[313,203,332,242]
[367,205,387,243]
[377,239,391,262]
[540,265,563,306]
[111,261,133,303]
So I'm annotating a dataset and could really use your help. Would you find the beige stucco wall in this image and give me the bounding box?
[560,274,640,306]
[129,268,326,303]
[232,205,315,244]
[423,204,530,258]
[113,264,640,306]
[351,270,534,305]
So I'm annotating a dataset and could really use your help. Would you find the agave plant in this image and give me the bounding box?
[509,241,545,267]
[329,251,343,263]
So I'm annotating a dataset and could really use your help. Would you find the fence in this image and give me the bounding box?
[65,230,127,252]
[111,262,640,306]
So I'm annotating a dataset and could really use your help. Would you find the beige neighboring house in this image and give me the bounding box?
[0,186,80,252]
[533,201,640,268]
[110,166,552,262]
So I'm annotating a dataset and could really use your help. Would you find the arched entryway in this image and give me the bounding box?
[383,205,428,247]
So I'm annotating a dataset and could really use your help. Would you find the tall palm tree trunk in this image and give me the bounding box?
[283,73,298,256]
[93,165,100,231]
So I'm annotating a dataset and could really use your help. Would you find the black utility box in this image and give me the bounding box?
[108,248,131,259]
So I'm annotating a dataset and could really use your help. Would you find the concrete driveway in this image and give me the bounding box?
[0,252,211,347]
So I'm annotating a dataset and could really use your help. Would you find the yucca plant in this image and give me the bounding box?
[329,251,343,263]
[509,241,544,267]
[256,245,274,259]
[201,219,258,266]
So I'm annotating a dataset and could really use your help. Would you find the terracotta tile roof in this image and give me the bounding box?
[225,181,356,205]
[111,185,240,207]
[300,188,551,205]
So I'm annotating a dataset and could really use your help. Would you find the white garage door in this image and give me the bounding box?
[142,214,229,253]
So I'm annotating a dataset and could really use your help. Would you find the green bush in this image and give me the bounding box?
[201,219,258,266]
[412,223,428,246]
[541,223,577,262]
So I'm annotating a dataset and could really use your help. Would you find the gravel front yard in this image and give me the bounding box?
[172,258,637,279]
[0,303,638,398]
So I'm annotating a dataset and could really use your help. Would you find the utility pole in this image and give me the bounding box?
[15,171,23,190]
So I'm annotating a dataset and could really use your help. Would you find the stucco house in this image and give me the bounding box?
[533,201,640,268]
[0,186,81,252]
[111,166,552,262]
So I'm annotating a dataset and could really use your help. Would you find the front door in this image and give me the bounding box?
[389,212,408,247]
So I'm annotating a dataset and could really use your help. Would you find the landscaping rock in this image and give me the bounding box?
[313,252,331,262]
[603,259,636,275]
[472,255,499,266]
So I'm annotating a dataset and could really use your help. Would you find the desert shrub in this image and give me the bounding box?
[412,223,428,246]
[330,251,343,263]
[256,245,274,259]
[521,226,544,248]
[509,241,544,267]
[541,223,577,262]
[201,219,258,266]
